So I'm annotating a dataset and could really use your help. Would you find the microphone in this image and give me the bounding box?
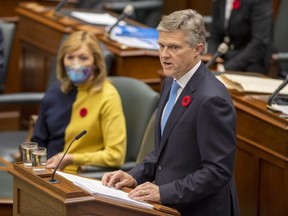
[51,0,70,17]
[206,42,229,68]
[267,74,288,107]
[55,0,69,12]
[107,4,135,36]
[48,130,87,184]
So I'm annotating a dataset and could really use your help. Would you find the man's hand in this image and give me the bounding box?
[128,181,160,203]
[102,170,137,189]
[217,63,225,72]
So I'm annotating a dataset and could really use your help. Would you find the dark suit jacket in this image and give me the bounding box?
[208,0,273,73]
[129,63,239,216]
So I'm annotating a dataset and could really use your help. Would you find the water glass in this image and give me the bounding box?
[21,142,38,167]
[31,147,47,172]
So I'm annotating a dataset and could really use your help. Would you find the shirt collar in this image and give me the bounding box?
[175,60,201,89]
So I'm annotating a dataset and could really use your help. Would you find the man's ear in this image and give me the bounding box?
[195,43,204,56]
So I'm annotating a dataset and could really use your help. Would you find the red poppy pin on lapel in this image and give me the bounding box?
[182,96,191,107]
[80,108,88,117]
[233,0,241,10]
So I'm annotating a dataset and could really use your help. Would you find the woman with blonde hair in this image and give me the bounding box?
[31,31,126,174]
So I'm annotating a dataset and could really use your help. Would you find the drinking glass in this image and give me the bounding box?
[21,142,38,167]
[31,147,47,172]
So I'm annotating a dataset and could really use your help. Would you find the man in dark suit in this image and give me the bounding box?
[208,0,273,74]
[102,9,239,216]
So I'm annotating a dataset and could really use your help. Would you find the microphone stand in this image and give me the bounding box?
[48,130,87,184]
[106,4,134,40]
[45,0,70,20]
[206,42,229,68]
[267,74,288,109]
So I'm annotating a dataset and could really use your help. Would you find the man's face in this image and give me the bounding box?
[158,30,202,79]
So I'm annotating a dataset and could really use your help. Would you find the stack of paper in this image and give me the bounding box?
[71,11,118,26]
[56,171,153,209]
[110,25,159,50]
[217,74,288,95]
[269,104,288,114]
[70,11,159,50]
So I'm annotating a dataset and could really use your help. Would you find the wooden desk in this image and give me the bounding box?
[0,158,13,216]
[8,163,179,216]
[231,93,288,216]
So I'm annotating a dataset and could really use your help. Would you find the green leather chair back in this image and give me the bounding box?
[109,76,159,167]
[0,21,16,93]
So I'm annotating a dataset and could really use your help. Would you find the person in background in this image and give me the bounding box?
[0,27,4,93]
[102,9,239,216]
[208,0,273,74]
[31,31,126,174]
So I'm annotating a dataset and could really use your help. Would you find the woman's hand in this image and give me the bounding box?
[46,153,73,170]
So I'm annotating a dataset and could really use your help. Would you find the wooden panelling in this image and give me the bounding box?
[163,0,212,15]
[232,93,288,216]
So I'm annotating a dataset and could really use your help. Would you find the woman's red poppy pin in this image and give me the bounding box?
[80,108,88,117]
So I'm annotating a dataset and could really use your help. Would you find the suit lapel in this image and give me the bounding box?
[157,63,207,157]
[219,0,226,29]
[155,77,171,147]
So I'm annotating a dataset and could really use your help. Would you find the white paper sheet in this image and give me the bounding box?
[56,171,153,209]
[71,11,118,26]
[110,35,159,50]
[220,74,288,95]
[270,104,288,115]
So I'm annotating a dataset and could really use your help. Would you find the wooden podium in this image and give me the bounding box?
[8,163,179,216]
[231,93,288,216]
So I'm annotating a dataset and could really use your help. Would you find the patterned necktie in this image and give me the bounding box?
[161,80,180,134]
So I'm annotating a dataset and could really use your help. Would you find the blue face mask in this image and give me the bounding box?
[66,65,93,85]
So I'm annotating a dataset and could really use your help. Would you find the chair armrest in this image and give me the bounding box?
[77,165,118,173]
[104,1,163,12]
[272,52,288,61]
[77,163,137,179]
[77,165,118,179]
[77,161,137,179]
[269,52,288,78]
[0,93,44,104]
[120,161,136,171]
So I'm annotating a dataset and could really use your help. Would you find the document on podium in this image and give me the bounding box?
[56,171,153,209]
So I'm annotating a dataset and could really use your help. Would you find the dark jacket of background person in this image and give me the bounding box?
[0,28,4,92]
[208,0,273,74]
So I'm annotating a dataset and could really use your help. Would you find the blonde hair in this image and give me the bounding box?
[56,31,107,93]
